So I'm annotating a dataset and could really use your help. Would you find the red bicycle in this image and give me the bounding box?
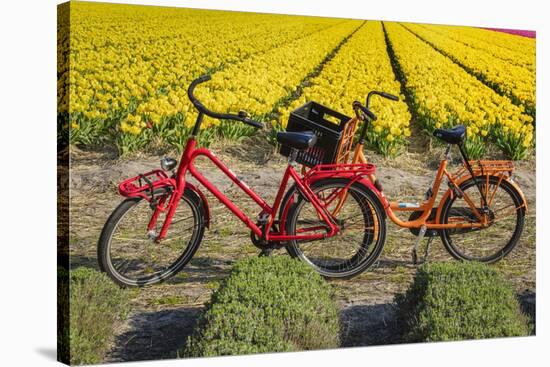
[98,75,386,287]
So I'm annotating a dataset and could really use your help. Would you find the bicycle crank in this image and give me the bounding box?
[250,220,284,255]
[147,229,158,241]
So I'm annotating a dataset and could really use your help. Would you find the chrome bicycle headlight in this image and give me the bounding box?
[160,157,177,171]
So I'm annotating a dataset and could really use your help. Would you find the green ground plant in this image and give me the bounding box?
[58,267,130,365]
[395,261,529,342]
[183,256,340,357]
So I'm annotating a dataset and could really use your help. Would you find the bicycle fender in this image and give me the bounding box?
[508,177,528,212]
[278,194,295,234]
[185,182,211,228]
[461,173,528,211]
[436,174,528,223]
[306,173,389,211]
[355,176,390,210]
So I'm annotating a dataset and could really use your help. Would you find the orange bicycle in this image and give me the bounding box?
[285,91,528,266]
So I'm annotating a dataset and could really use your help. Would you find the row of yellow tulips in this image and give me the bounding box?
[59,3,535,160]
[384,22,533,159]
[278,21,412,157]
[402,23,535,112]
[62,2,342,130]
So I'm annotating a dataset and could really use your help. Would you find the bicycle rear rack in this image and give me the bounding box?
[452,160,514,181]
[302,163,377,186]
[118,169,176,200]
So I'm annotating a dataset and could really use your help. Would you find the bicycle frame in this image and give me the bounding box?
[347,139,497,230]
[141,137,352,243]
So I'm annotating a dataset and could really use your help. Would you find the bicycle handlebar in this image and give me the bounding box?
[353,91,400,122]
[353,100,377,121]
[366,90,399,109]
[353,91,400,143]
[187,75,264,129]
[378,92,399,101]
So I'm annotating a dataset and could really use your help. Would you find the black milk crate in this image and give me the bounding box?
[279,101,352,167]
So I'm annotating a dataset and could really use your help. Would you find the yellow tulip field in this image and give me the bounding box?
[384,22,534,159]
[58,2,536,159]
[278,21,412,157]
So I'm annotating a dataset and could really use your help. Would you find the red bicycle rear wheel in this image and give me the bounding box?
[285,178,386,278]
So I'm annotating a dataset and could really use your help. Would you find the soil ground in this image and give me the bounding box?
[67,134,536,362]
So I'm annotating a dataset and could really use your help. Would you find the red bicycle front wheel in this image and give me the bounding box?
[98,188,206,287]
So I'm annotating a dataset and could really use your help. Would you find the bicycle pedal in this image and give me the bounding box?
[258,248,273,257]
[147,230,158,241]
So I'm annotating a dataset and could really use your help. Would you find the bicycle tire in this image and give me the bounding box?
[98,187,206,287]
[439,176,525,263]
[285,178,387,278]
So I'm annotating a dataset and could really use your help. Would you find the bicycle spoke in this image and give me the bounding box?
[289,181,384,276]
[492,203,516,215]
[107,195,200,284]
[345,224,374,231]
[443,177,522,261]
[170,215,195,225]
[488,176,505,207]
[112,236,151,242]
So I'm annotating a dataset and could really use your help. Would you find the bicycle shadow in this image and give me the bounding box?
[374,258,415,269]
[65,255,232,285]
[67,255,100,271]
[164,257,233,285]
[518,289,536,334]
[107,307,202,362]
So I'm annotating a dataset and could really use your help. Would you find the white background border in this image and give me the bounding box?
[0,0,546,366]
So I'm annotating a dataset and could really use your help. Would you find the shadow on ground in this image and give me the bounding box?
[35,348,57,361]
[107,307,202,362]
[518,289,536,334]
[340,303,402,347]
[69,255,100,271]
[164,257,233,285]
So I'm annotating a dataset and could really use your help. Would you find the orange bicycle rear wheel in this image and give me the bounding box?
[439,175,526,263]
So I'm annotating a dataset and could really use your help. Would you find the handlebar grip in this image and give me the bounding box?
[380,92,399,101]
[243,118,264,129]
[197,74,211,83]
[362,108,377,121]
[353,101,377,121]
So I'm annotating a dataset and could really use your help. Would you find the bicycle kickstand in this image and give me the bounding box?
[412,225,427,265]
[421,237,433,264]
